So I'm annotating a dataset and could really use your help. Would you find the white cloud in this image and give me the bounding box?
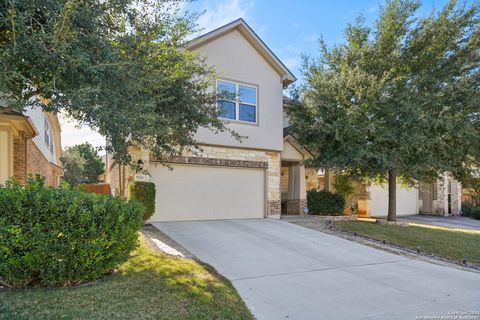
[195,0,254,33]
[59,113,105,151]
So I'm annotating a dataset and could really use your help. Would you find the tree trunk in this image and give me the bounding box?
[387,170,397,222]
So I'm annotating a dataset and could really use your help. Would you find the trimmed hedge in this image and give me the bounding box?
[307,189,345,216]
[128,181,156,221]
[0,177,144,288]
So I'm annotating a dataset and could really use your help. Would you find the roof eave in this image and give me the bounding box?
[188,18,296,88]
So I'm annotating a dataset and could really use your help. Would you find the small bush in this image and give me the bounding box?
[470,207,480,220]
[307,189,345,216]
[0,177,144,288]
[462,202,473,216]
[128,181,156,220]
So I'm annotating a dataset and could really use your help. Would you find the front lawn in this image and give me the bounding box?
[335,220,480,265]
[0,237,253,320]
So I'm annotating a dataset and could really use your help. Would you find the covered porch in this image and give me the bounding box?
[280,131,334,215]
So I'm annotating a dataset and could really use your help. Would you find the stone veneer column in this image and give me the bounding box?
[286,163,307,215]
[266,152,281,218]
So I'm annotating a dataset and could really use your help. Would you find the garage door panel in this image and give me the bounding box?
[149,164,265,221]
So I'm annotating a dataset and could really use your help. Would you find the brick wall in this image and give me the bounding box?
[12,133,26,185]
[26,139,58,186]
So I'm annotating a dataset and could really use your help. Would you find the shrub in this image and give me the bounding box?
[0,177,144,288]
[469,207,480,220]
[462,202,473,216]
[128,181,156,220]
[334,175,355,197]
[307,189,345,216]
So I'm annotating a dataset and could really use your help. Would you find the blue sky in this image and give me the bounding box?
[184,0,455,79]
[62,0,458,148]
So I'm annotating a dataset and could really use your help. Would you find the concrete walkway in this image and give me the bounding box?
[153,219,480,320]
[404,214,480,231]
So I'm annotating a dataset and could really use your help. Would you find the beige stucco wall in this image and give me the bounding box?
[368,183,419,217]
[194,30,284,152]
[281,140,304,162]
[0,130,12,184]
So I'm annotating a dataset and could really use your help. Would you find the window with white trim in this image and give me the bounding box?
[217,80,257,123]
[44,117,53,153]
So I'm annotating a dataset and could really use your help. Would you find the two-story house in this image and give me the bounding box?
[0,100,63,186]
[105,19,325,221]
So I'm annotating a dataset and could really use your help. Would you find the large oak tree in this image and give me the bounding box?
[0,0,233,165]
[286,0,480,221]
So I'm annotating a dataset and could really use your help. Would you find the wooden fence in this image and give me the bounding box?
[79,183,112,195]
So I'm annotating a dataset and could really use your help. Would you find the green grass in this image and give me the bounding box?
[335,221,480,265]
[0,237,253,320]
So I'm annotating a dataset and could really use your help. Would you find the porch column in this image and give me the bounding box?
[286,163,307,215]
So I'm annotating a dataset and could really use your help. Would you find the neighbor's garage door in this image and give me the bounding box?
[149,164,265,221]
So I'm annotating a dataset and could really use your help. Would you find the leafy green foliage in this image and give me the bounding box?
[307,189,345,215]
[128,181,156,221]
[461,174,480,206]
[0,0,233,165]
[462,203,480,220]
[0,238,254,320]
[61,143,104,186]
[333,175,355,197]
[287,0,480,220]
[0,176,144,288]
[470,208,480,220]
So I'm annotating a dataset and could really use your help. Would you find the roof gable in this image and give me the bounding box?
[188,19,296,87]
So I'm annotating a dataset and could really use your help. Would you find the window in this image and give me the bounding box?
[44,117,53,153]
[217,80,257,123]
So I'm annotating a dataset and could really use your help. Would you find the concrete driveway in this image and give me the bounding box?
[153,219,480,320]
[404,214,480,230]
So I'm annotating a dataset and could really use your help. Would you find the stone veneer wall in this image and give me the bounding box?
[451,179,462,215]
[345,182,369,214]
[431,176,462,216]
[286,199,308,215]
[142,145,281,218]
[305,168,319,191]
[281,167,318,215]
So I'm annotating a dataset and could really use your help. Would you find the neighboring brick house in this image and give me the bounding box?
[0,101,63,186]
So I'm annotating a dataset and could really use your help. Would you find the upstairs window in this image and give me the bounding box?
[44,117,53,153]
[217,80,257,123]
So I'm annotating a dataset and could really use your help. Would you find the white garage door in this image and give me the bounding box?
[370,183,418,217]
[149,164,265,221]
